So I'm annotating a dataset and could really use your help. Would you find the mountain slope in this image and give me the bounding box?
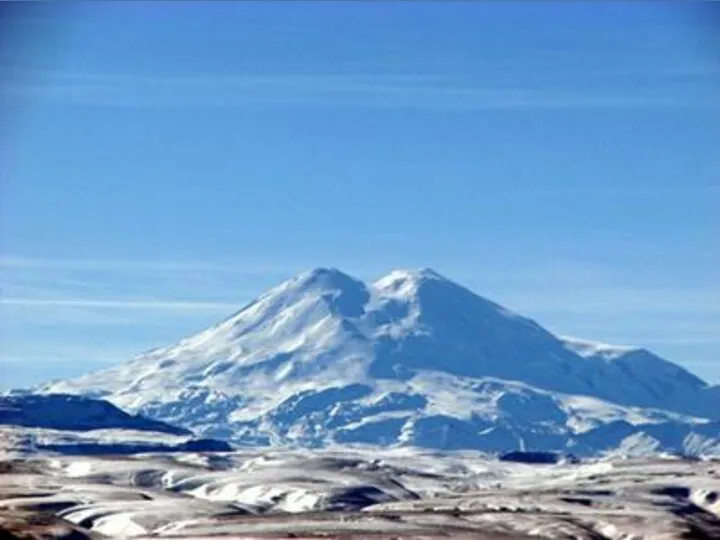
[37,268,719,455]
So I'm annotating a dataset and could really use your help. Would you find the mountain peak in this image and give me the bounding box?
[386,267,447,281]
[373,267,451,291]
[297,266,353,282]
[278,267,364,294]
[372,267,503,311]
[258,267,370,319]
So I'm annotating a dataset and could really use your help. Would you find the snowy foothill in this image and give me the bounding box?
[1,447,719,538]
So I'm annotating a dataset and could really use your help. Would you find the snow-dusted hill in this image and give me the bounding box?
[37,268,720,455]
[0,393,189,435]
[3,449,720,539]
[0,393,232,455]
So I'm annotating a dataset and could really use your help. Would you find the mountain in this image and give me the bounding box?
[0,392,189,435]
[0,393,232,455]
[37,268,720,455]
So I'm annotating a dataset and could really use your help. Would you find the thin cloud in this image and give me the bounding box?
[500,287,720,316]
[0,297,239,311]
[3,255,719,314]
[0,350,139,366]
[0,254,292,273]
[3,67,718,110]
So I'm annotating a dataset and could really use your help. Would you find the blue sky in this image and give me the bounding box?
[1,1,718,388]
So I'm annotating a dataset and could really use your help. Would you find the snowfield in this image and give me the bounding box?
[1,447,719,539]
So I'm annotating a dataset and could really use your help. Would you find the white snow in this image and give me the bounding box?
[561,335,638,359]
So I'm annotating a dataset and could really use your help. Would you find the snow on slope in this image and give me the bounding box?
[37,268,720,455]
[3,449,720,539]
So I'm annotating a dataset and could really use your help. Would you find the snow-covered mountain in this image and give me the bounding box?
[37,268,720,455]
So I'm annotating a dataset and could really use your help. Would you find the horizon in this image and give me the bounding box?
[1,1,719,388]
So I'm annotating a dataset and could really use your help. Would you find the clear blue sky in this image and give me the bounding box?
[1,1,718,388]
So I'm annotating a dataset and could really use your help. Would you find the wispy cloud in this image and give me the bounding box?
[0,255,283,330]
[0,297,239,311]
[497,287,720,316]
[3,66,718,110]
[3,255,719,315]
[0,347,142,366]
[0,254,293,273]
